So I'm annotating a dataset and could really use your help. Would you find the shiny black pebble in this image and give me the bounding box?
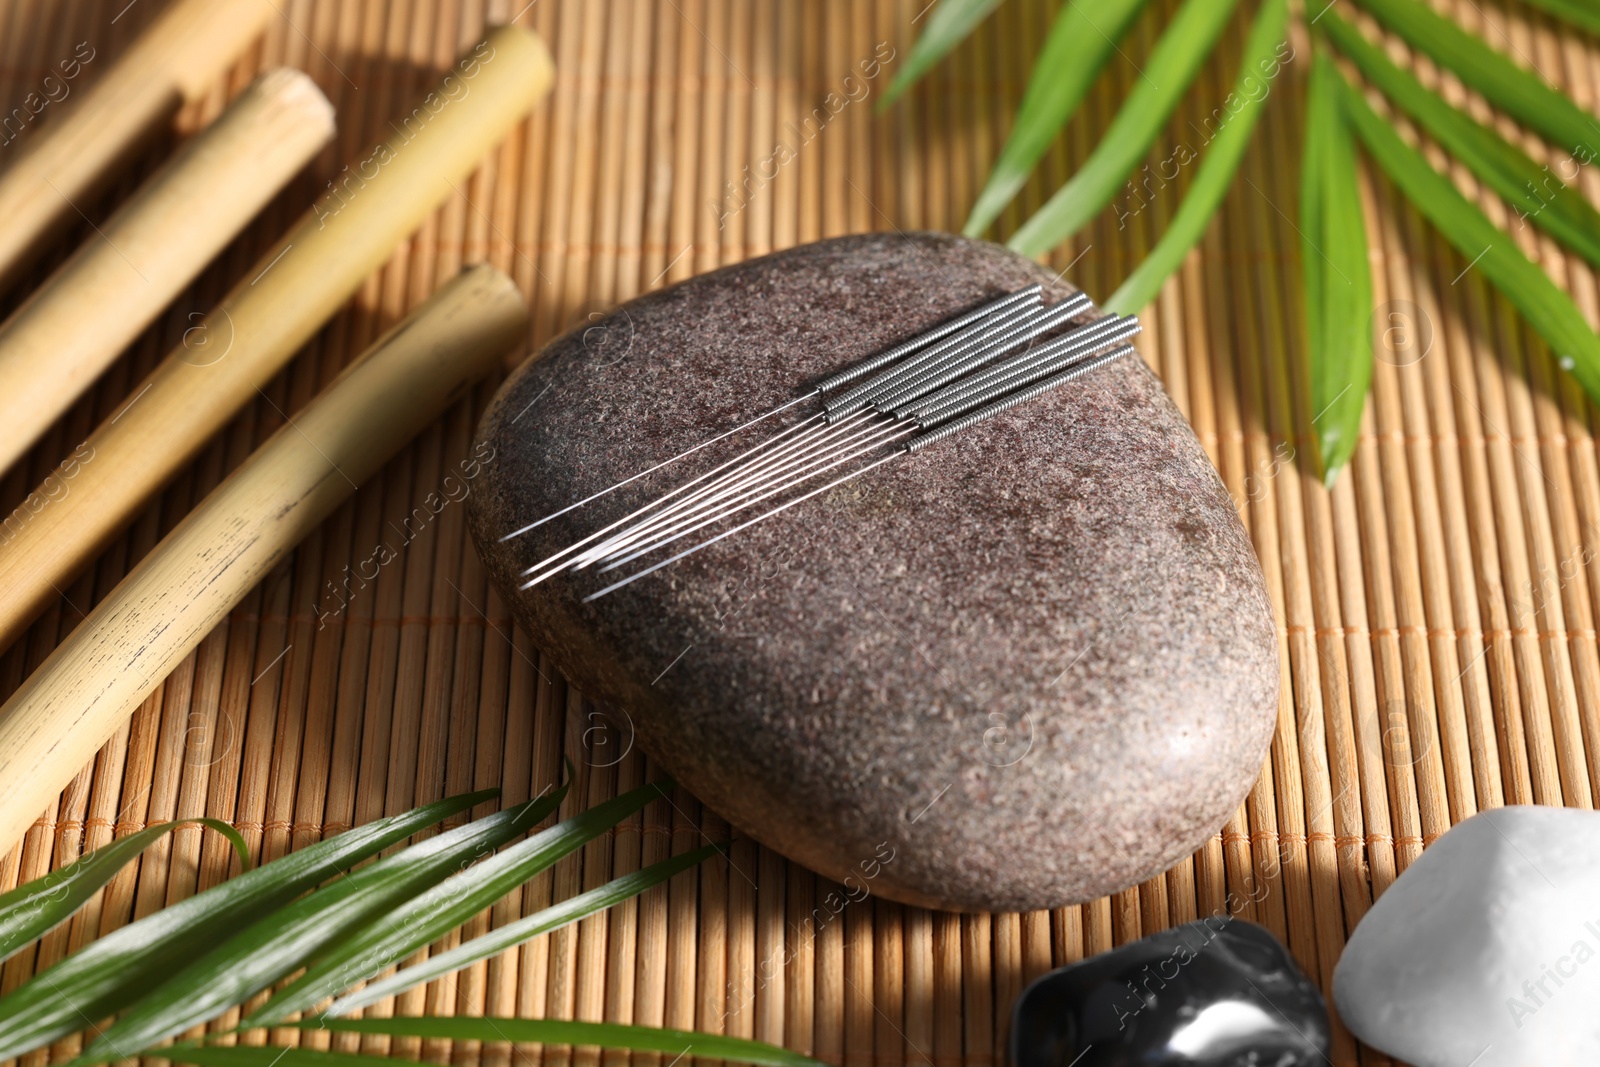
[1010,919,1330,1067]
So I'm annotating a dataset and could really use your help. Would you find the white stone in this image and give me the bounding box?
[1334,805,1600,1066]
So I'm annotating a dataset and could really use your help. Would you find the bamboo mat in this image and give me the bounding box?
[2,1,1598,1065]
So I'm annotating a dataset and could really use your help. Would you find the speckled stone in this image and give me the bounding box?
[467,232,1278,913]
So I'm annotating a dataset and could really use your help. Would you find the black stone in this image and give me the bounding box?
[1010,919,1330,1067]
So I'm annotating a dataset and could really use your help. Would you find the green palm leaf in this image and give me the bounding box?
[323,844,721,1017]
[75,789,567,1062]
[1511,0,1600,34]
[249,779,674,1026]
[1008,0,1243,256]
[1514,0,1600,34]
[0,789,495,1062]
[1350,0,1600,160]
[0,818,248,964]
[964,0,1151,236]
[1105,0,1290,314]
[1302,52,1374,484]
[305,1018,821,1067]
[1322,9,1600,268]
[879,0,1005,109]
[1334,62,1600,404]
[174,1018,824,1067]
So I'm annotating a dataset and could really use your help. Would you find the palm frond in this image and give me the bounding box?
[0,789,496,1061]
[1334,63,1600,405]
[879,0,1005,108]
[76,788,568,1060]
[248,779,674,1026]
[0,817,248,965]
[1105,0,1290,315]
[1511,0,1600,35]
[323,844,721,1017]
[1350,0,1600,160]
[964,0,1151,236]
[1008,0,1243,256]
[1302,52,1374,485]
[1321,9,1600,269]
[0,779,734,1067]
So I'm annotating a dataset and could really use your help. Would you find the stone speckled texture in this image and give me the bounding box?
[468,233,1278,913]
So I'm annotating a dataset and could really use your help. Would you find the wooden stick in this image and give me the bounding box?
[0,0,276,295]
[0,263,528,862]
[0,67,335,476]
[0,24,554,652]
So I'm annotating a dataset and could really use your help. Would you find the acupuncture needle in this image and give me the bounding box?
[500,286,1041,541]
[582,451,905,602]
[517,410,826,581]
[570,411,891,569]
[584,344,1135,599]
[566,305,1096,570]
[569,307,1077,569]
[595,305,1110,557]
[498,394,813,541]
[584,415,910,569]
[551,302,1060,573]
[901,315,1142,423]
[824,294,1074,422]
[550,411,883,575]
[593,423,917,577]
[522,408,887,586]
[854,297,1090,419]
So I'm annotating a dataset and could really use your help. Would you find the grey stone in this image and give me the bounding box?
[468,232,1278,913]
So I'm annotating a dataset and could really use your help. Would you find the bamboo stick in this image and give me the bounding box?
[0,0,276,295]
[0,67,336,476]
[0,263,528,866]
[0,24,554,653]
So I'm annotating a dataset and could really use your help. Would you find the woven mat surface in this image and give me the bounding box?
[3,2,1600,1065]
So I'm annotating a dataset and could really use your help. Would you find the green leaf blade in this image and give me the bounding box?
[0,789,495,1062]
[1350,0,1600,160]
[1515,0,1600,35]
[77,790,566,1063]
[1104,0,1290,314]
[1303,53,1375,485]
[1334,62,1600,407]
[963,0,1151,236]
[300,1018,825,1067]
[879,0,1004,109]
[325,844,721,1018]
[0,818,247,965]
[1321,9,1600,270]
[1008,0,1243,257]
[251,779,673,1026]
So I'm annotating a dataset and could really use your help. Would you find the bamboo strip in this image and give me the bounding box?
[0,24,555,653]
[1227,72,1292,953]
[0,264,528,863]
[0,68,334,474]
[0,0,275,294]
[1553,26,1600,745]
[1505,9,1600,807]
[1245,44,1355,1061]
